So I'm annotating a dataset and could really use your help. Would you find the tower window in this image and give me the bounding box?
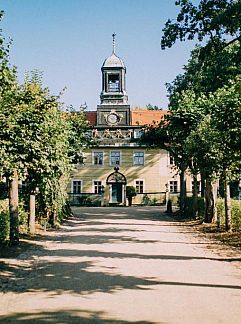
[108,74,120,92]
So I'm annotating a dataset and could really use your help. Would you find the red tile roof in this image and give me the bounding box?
[85,110,167,126]
[131,110,167,126]
[85,111,97,126]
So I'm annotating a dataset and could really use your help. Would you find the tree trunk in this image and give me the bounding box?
[204,177,214,223]
[224,178,232,232]
[212,180,218,225]
[179,167,186,215]
[29,192,36,234]
[200,172,205,198]
[128,197,132,206]
[192,174,198,219]
[9,169,19,245]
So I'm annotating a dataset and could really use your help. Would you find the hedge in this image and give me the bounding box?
[216,198,241,230]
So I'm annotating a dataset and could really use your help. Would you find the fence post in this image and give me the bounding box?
[165,183,169,210]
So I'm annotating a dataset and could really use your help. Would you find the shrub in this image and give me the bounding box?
[141,194,159,206]
[216,198,241,230]
[126,186,137,206]
[18,199,29,234]
[0,199,10,243]
[216,198,225,225]
[141,194,152,206]
[184,196,205,220]
[231,200,241,229]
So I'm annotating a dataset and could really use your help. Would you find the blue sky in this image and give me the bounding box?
[1,0,197,110]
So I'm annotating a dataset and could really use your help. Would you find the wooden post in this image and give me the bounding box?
[9,169,19,245]
[165,183,169,211]
[224,178,232,232]
[29,192,36,234]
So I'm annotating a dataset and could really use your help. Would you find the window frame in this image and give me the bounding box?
[110,150,121,166]
[192,180,201,193]
[169,180,178,193]
[168,152,175,165]
[133,129,143,139]
[72,180,82,194]
[93,180,103,194]
[93,151,104,166]
[135,179,144,194]
[133,151,144,166]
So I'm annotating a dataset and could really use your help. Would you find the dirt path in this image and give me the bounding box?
[0,206,241,323]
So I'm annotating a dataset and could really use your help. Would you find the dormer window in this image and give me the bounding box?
[108,74,120,92]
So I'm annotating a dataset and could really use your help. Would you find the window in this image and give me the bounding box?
[135,180,144,194]
[169,181,178,193]
[94,181,102,194]
[93,152,103,165]
[133,151,144,165]
[110,151,120,166]
[108,74,120,92]
[169,154,175,165]
[133,129,143,139]
[192,181,201,193]
[72,180,82,194]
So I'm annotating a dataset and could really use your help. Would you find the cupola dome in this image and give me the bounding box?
[102,53,125,68]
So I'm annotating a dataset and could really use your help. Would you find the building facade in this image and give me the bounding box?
[69,36,196,206]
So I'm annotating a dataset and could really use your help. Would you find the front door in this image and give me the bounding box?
[111,183,123,204]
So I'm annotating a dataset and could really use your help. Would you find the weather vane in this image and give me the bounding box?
[112,32,116,53]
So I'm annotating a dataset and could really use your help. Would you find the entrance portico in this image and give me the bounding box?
[106,167,126,206]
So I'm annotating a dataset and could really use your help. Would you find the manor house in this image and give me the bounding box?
[69,36,196,206]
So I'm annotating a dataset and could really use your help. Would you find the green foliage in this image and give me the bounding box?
[217,198,241,230]
[161,0,241,50]
[18,199,28,233]
[167,42,241,107]
[141,194,158,206]
[184,197,205,220]
[0,11,88,243]
[126,186,137,198]
[0,200,9,243]
[146,104,162,110]
[231,200,241,230]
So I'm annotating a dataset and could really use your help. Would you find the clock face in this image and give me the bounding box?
[107,113,119,124]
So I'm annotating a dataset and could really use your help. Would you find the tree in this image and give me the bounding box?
[0,12,89,242]
[141,91,204,214]
[146,104,162,110]
[161,0,241,51]
[0,11,20,244]
[166,41,241,106]
[208,78,241,230]
[158,0,241,227]
[126,186,137,206]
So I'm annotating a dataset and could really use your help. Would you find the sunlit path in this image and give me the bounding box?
[0,206,241,323]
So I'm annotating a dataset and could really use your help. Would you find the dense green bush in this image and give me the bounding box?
[217,198,241,230]
[0,200,10,243]
[184,197,205,219]
[18,199,29,233]
[141,194,158,206]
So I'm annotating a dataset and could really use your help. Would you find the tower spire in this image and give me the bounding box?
[112,32,116,54]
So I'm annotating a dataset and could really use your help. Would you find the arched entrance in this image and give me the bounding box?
[106,167,127,206]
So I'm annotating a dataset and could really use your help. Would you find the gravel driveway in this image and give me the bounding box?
[0,206,241,323]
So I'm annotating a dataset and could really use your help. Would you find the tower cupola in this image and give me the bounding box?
[100,33,128,105]
[96,34,130,127]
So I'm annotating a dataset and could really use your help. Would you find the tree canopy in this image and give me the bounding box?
[161,0,241,50]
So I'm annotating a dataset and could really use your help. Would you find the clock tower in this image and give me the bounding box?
[96,34,131,126]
